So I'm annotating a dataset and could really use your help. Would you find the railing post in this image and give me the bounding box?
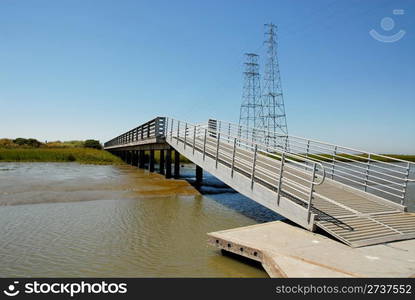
[305,140,310,170]
[364,153,371,192]
[277,153,285,206]
[307,163,317,223]
[331,146,337,179]
[250,144,258,189]
[208,119,217,139]
[203,129,207,161]
[265,129,269,150]
[141,124,144,140]
[184,123,188,149]
[231,138,237,178]
[177,121,180,145]
[170,118,174,141]
[215,133,221,168]
[155,118,160,138]
[192,126,196,154]
[401,162,410,205]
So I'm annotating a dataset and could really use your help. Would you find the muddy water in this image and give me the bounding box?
[0,163,281,277]
[1,163,413,277]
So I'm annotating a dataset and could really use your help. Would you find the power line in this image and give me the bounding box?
[261,23,289,150]
[239,53,262,133]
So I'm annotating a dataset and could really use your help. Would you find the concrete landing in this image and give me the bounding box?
[208,221,415,278]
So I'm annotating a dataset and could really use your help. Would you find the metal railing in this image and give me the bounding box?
[104,117,166,148]
[211,119,415,205]
[166,117,326,223]
[103,116,413,209]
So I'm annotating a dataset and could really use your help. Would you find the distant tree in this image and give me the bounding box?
[26,138,42,148]
[13,138,42,148]
[13,138,28,146]
[84,139,102,149]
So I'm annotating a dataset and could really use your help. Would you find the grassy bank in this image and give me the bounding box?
[381,154,415,162]
[0,148,123,165]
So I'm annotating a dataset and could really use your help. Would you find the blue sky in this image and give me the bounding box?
[0,0,414,153]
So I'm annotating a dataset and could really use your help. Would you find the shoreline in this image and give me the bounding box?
[0,148,192,165]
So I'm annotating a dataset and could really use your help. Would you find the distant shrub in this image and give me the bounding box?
[13,138,28,146]
[12,138,42,148]
[84,139,102,150]
[26,138,42,148]
[44,140,85,148]
[0,139,17,148]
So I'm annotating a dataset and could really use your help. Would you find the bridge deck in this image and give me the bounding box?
[104,117,414,248]
[169,134,415,247]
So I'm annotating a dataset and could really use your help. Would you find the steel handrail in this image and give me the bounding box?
[197,122,328,186]
[212,119,413,204]
[170,119,326,190]
[201,125,327,172]
[216,119,415,167]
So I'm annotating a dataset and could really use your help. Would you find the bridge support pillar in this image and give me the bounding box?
[128,151,133,165]
[174,150,180,179]
[149,150,155,172]
[139,150,145,168]
[196,165,203,185]
[135,150,139,167]
[159,150,165,175]
[165,149,172,178]
[125,151,130,164]
[132,150,138,167]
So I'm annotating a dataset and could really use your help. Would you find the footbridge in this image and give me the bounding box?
[104,117,415,247]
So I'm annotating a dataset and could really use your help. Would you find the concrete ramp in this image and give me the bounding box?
[207,221,415,277]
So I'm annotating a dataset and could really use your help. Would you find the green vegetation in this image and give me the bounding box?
[0,138,122,165]
[305,153,415,163]
[0,138,102,149]
[381,154,415,163]
[84,139,103,149]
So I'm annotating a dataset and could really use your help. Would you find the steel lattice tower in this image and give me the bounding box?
[261,23,289,149]
[239,53,262,133]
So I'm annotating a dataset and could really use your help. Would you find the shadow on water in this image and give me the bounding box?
[220,250,266,271]
[180,166,283,224]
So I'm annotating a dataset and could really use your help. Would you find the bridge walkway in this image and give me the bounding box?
[166,119,415,247]
[104,117,415,248]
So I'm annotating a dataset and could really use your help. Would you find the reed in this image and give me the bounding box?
[0,148,123,165]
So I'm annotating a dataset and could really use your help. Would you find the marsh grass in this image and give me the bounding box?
[0,148,123,165]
